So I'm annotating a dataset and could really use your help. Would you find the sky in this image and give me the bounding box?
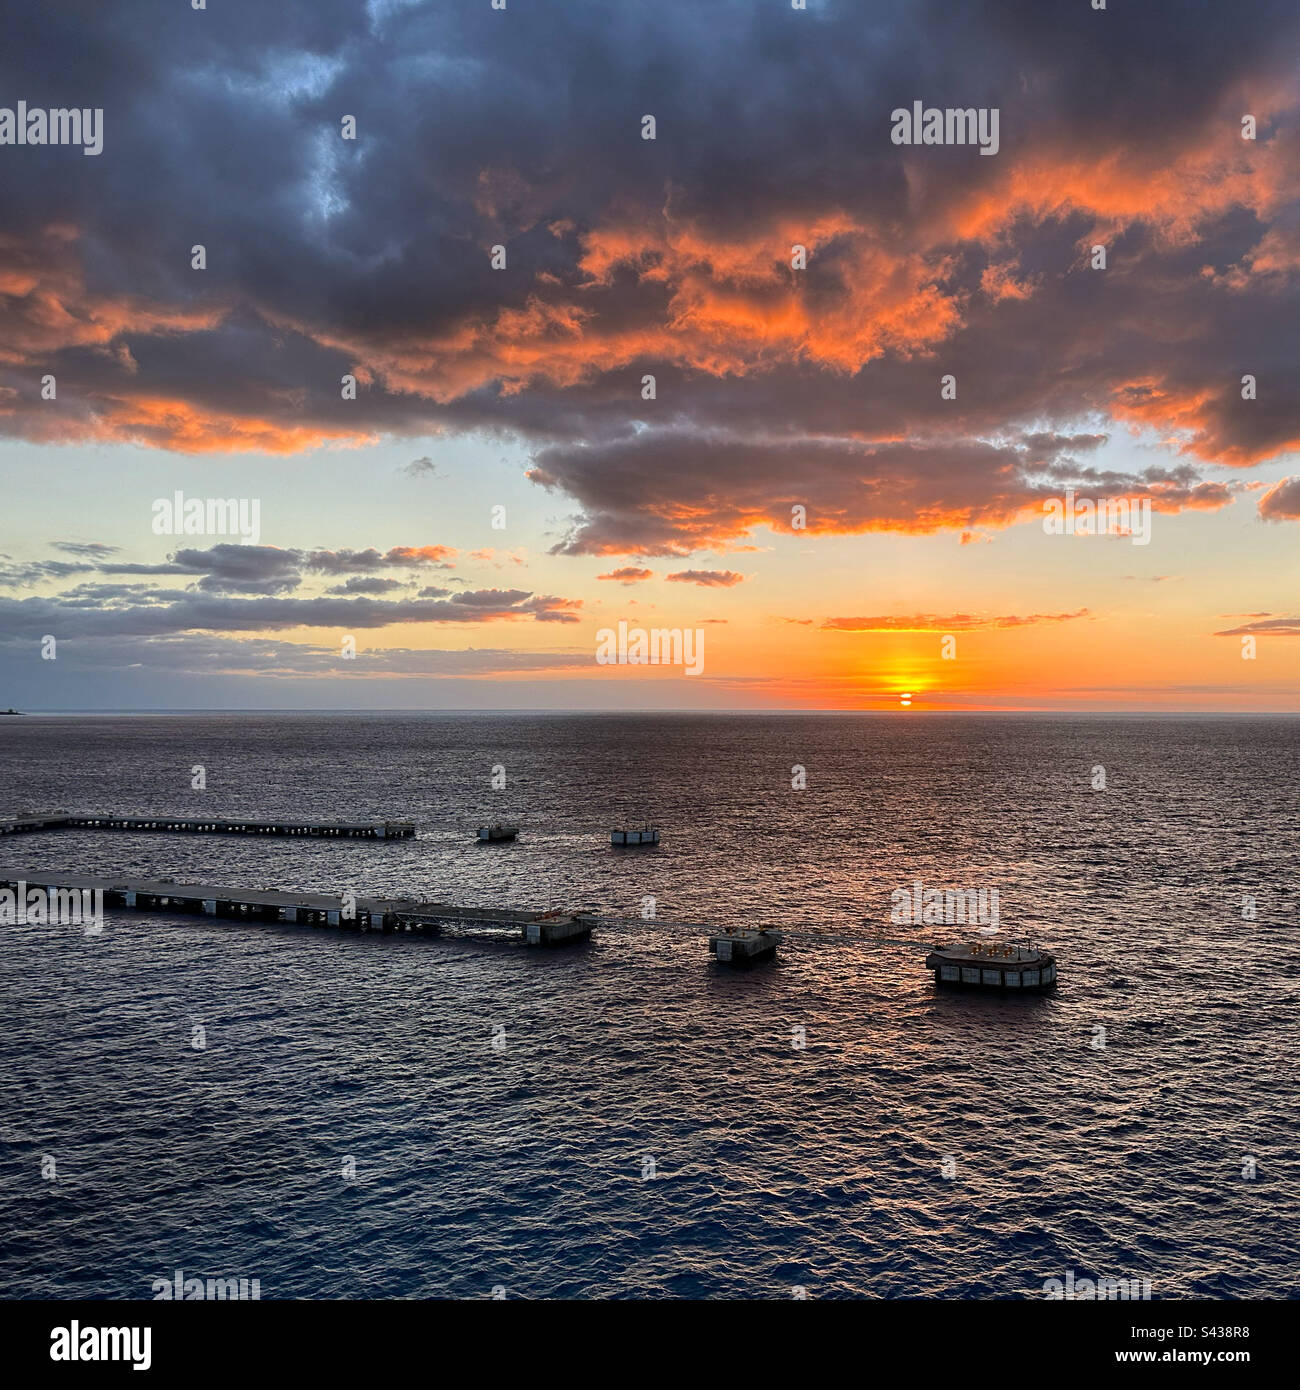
[0,0,1297,711]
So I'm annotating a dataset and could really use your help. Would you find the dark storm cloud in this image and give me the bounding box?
[529,432,1238,555]
[2,0,1299,547]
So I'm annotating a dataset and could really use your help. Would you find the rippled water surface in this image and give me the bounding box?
[0,713,1296,1299]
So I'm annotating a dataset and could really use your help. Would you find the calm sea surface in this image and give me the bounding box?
[0,713,1296,1299]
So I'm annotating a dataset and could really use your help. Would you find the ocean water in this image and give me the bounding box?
[0,712,1296,1300]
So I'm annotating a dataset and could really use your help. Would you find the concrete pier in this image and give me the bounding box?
[0,814,67,834]
[0,871,590,944]
[709,927,782,964]
[0,813,415,839]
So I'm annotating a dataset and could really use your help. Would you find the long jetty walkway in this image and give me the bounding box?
[0,813,415,840]
[0,817,792,961]
[0,870,593,945]
[0,870,792,958]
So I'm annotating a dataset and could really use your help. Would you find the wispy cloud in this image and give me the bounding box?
[822,610,1091,632]
[665,569,746,588]
[1214,615,1300,636]
[596,566,654,584]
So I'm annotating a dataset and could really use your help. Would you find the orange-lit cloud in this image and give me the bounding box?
[597,566,655,583]
[1,6,1298,565]
[665,569,746,587]
[821,610,1090,632]
[1259,476,1300,520]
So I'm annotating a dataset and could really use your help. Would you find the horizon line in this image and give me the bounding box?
[7,707,1298,718]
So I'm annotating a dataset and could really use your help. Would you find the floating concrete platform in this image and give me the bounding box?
[611,828,659,847]
[923,942,1057,991]
[709,927,782,965]
[0,813,415,839]
[0,871,590,946]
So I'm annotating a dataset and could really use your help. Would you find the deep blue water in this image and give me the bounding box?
[0,713,1296,1298]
